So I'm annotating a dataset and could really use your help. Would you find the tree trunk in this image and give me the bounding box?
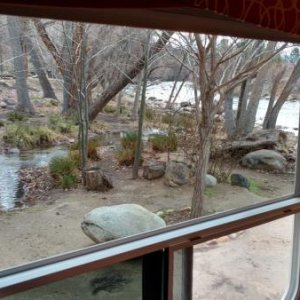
[265,58,300,129]
[224,90,236,139]
[170,74,189,107]
[131,74,143,121]
[191,125,212,219]
[33,19,65,75]
[243,42,276,135]
[23,35,57,99]
[7,16,35,115]
[115,91,123,117]
[88,31,173,121]
[61,22,74,114]
[75,23,89,180]
[263,67,286,129]
[235,79,251,136]
[165,53,186,109]
[132,32,151,179]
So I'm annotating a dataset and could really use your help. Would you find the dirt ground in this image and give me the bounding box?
[0,148,296,299]
[0,78,297,298]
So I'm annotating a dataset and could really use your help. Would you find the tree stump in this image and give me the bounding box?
[84,167,113,192]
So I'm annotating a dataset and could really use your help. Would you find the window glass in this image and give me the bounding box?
[194,217,293,299]
[3,259,142,300]
[0,14,297,271]
[172,217,293,299]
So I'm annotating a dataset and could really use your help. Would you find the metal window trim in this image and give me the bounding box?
[1,196,300,297]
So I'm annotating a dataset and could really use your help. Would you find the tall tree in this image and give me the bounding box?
[263,58,300,129]
[190,35,285,218]
[132,32,152,179]
[22,20,57,99]
[7,16,35,115]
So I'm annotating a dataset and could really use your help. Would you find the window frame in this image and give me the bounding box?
[1,4,300,299]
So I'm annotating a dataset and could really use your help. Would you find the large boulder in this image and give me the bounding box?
[143,161,166,180]
[205,174,217,187]
[81,204,166,243]
[240,149,286,171]
[164,161,190,187]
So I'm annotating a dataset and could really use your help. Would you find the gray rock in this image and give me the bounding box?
[143,161,166,180]
[180,101,191,108]
[205,174,217,187]
[231,173,250,189]
[0,102,6,108]
[240,149,286,171]
[81,204,166,243]
[164,161,190,187]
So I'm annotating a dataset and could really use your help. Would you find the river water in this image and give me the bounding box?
[0,147,67,211]
[126,81,300,135]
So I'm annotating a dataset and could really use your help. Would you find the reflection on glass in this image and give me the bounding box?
[0,12,297,273]
[193,217,293,299]
[3,259,142,300]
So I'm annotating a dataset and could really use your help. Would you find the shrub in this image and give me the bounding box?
[176,114,194,129]
[161,114,174,125]
[3,123,58,149]
[61,174,77,189]
[116,131,143,166]
[70,138,101,161]
[145,107,155,121]
[116,148,135,166]
[35,126,57,145]
[69,149,80,167]
[0,120,5,127]
[150,133,177,152]
[116,148,143,166]
[49,155,77,188]
[7,111,26,122]
[87,138,101,160]
[48,113,74,134]
[121,131,139,150]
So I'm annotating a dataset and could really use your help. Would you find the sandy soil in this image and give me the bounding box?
[0,79,297,298]
[0,150,296,300]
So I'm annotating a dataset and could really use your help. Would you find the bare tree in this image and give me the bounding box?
[189,35,285,218]
[88,31,173,121]
[263,58,300,129]
[132,32,152,179]
[22,20,57,99]
[7,16,35,115]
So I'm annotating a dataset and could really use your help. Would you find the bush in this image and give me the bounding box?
[69,149,80,167]
[61,174,77,189]
[145,107,155,121]
[150,133,177,152]
[3,123,58,149]
[0,120,5,127]
[7,111,26,122]
[121,131,139,150]
[116,148,135,166]
[161,114,174,125]
[70,138,101,161]
[48,113,74,134]
[49,155,77,188]
[116,148,143,166]
[116,131,143,166]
